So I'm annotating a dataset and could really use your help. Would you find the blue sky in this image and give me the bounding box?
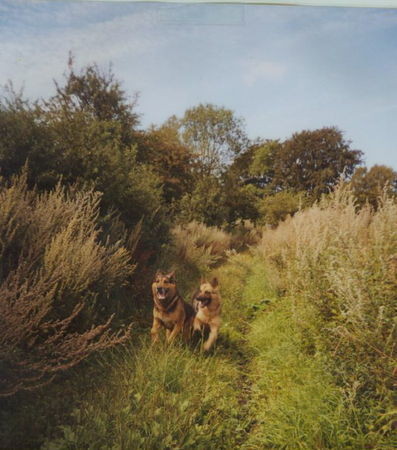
[1,1,397,168]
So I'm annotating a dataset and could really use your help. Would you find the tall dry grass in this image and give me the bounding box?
[164,221,232,293]
[0,171,136,397]
[256,184,397,441]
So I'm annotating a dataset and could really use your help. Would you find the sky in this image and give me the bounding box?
[1,1,397,169]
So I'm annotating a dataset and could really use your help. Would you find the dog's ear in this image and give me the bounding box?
[211,277,219,288]
[154,270,162,281]
[166,270,176,283]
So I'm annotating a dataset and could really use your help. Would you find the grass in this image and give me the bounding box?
[254,185,397,447]
[38,252,258,450]
[42,340,246,450]
[246,299,357,449]
[2,188,397,448]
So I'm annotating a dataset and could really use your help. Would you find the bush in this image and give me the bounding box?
[165,221,231,293]
[177,176,228,227]
[257,190,309,226]
[0,64,166,252]
[0,171,135,397]
[229,219,262,252]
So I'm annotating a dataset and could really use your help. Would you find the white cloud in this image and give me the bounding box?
[242,60,287,86]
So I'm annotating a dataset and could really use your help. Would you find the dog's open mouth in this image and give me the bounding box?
[196,295,211,305]
[157,287,169,301]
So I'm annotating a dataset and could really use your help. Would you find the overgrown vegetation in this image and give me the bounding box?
[41,343,245,450]
[251,185,397,447]
[0,171,135,398]
[1,58,396,448]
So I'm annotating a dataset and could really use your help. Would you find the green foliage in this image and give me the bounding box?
[247,140,280,188]
[177,174,260,227]
[0,86,52,184]
[221,176,261,225]
[177,175,228,226]
[257,190,309,226]
[40,62,163,232]
[350,164,397,208]
[0,62,166,250]
[55,55,139,131]
[273,127,362,197]
[136,124,195,204]
[173,103,249,175]
[42,342,244,450]
[231,127,363,204]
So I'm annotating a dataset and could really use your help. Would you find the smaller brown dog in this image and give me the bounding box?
[192,278,222,351]
[151,271,195,343]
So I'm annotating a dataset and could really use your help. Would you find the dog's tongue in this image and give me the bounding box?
[157,289,167,300]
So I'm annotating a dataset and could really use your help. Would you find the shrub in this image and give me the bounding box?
[257,190,309,226]
[0,172,135,397]
[167,221,231,292]
[229,219,262,252]
[177,176,228,227]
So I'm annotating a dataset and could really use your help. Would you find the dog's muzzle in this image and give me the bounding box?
[195,295,211,306]
[157,287,169,300]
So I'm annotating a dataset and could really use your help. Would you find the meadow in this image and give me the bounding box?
[0,62,396,449]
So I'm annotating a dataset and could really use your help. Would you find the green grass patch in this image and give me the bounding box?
[238,256,384,449]
[43,340,247,450]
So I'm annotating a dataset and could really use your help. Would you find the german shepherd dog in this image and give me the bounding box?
[192,278,221,351]
[151,271,195,343]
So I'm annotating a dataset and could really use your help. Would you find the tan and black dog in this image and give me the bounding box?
[192,278,222,351]
[151,271,195,343]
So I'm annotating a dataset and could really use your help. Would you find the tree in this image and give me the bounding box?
[177,175,228,226]
[246,140,280,189]
[0,89,52,184]
[176,103,249,175]
[350,165,397,208]
[50,55,140,146]
[135,124,195,204]
[0,61,166,251]
[272,127,362,197]
[258,190,308,226]
[221,174,260,225]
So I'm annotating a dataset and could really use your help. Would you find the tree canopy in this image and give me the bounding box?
[272,127,363,197]
[173,103,249,175]
[350,164,397,208]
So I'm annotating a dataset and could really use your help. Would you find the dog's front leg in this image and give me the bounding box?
[151,317,162,343]
[167,322,183,343]
[193,317,202,332]
[203,322,219,351]
[182,319,193,342]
